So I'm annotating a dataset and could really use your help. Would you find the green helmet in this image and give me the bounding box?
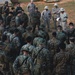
[21,45,30,52]
[38,31,45,38]
[38,38,46,45]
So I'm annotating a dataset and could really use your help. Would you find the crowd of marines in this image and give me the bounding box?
[0,0,75,75]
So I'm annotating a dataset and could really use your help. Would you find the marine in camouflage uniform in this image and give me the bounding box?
[56,25,66,42]
[6,12,13,27]
[10,29,21,61]
[15,3,23,14]
[33,31,46,47]
[2,1,9,16]
[65,22,75,44]
[17,21,25,34]
[66,37,75,75]
[30,7,41,33]
[13,45,33,75]
[37,24,50,41]
[22,26,34,43]
[27,0,36,24]
[47,32,60,55]
[32,40,51,75]
[0,41,10,75]
[47,32,60,72]
[15,11,22,27]
[20,10,28,29]
[20,36,35,57]
[0,20,4,38]
[3,34,15,75]
[53,43,70,75]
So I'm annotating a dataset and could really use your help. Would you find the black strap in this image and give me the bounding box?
[34,47,43,60]
[19,56,28,68]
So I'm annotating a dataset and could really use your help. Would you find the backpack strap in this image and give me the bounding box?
[19,56,28,68]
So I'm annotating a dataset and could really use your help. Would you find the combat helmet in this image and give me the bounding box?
[21,45,30,53]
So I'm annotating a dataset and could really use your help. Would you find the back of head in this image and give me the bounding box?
[52,31,57,37]
[26,36,32,43]
[14,29,19,33]
[26,26,32,31]
[57,25,62,30]
[59,43,66,50]
[69,22,74,26]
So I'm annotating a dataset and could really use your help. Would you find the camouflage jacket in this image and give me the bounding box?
[32,47,50,70]
[54,51,69,74]
[13,55,33,74]
[47,38,60,56]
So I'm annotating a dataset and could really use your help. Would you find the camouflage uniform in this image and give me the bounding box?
[41,6,51,31]
[0,22,4,36]
[20,12,28,28]
[47,34,60,72]
[0,41,10,75]
[56,31,66,41]
[47,38,60,58]
[52,43,70,75]
[32,41,51,75]
[10,33,21,61]
[47,38,60,57]
[37,28,49,41]
[30,8,41,33]
[22,31,34,42]
[33,37,46,47]
[27,2,36,23]
[20,43,35,57]
[15,11,22,26]
[66,24,75,44]
[52,4,60,29]
[53,50,69,75]
[2,1,9,16]
[22,26,34,42]
[17,25,25,34]
[15,5,23,13]
[13,46,33,75]
[66,38,75,75]
[6,12,13,27]
[4,41,15,75]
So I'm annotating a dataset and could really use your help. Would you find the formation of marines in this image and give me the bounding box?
[0,0,75,75]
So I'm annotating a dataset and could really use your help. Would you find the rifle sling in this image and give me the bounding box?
[19,56,28,68]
